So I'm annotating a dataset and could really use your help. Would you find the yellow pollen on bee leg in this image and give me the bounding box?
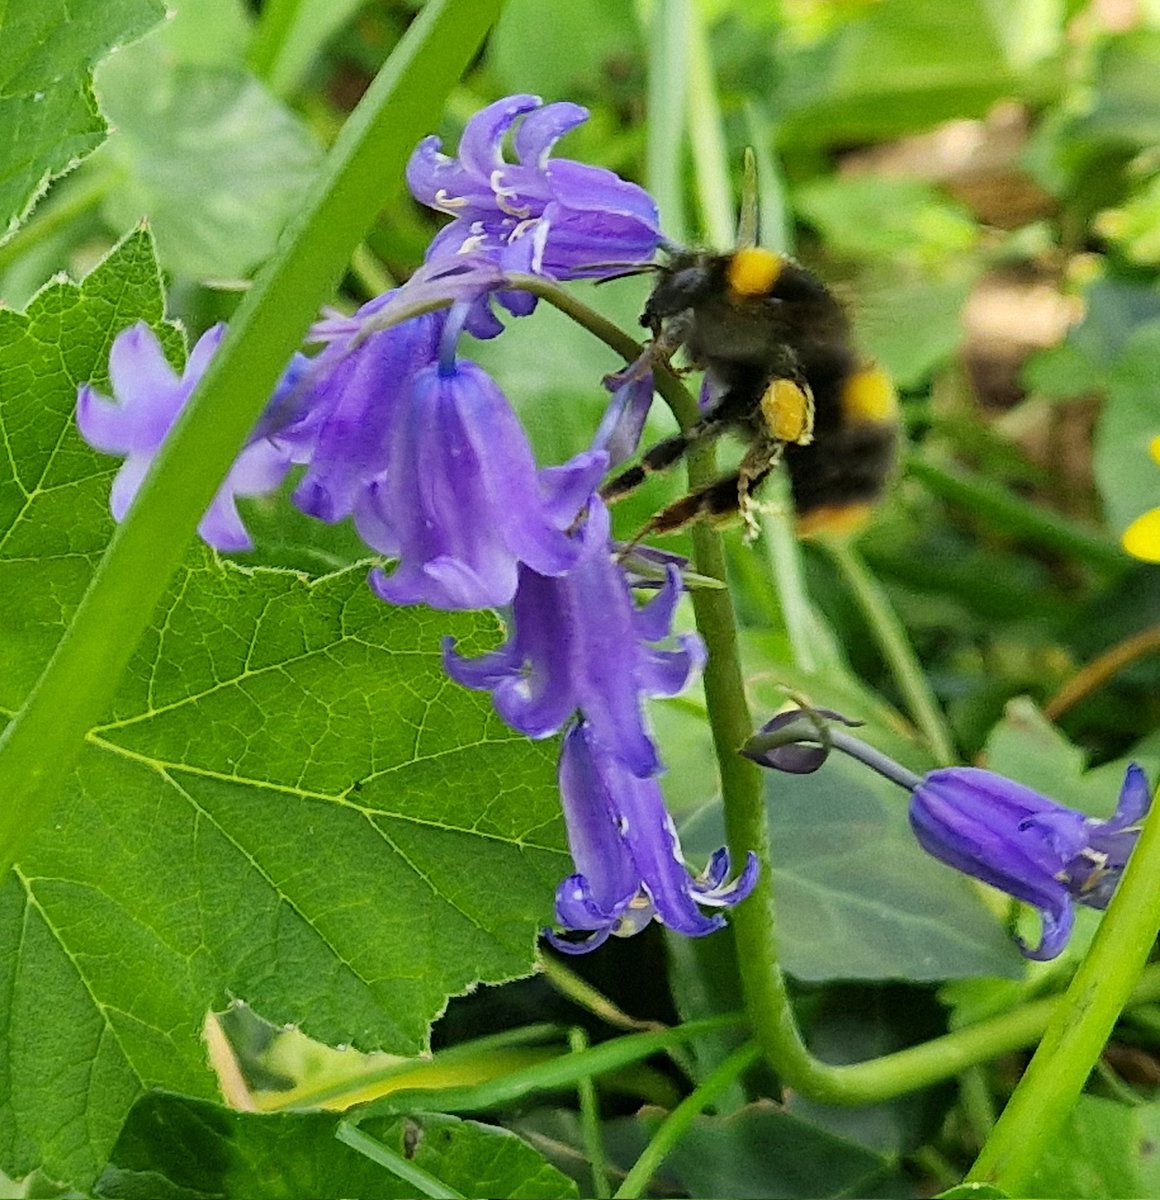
[727,247,783,297]
[761,379,814,444]
[841,365,898,424]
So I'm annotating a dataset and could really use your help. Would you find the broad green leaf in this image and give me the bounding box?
[794,177,979,270]
[94,34,321,281]
[0,0,165,242]
[0,236,567,1188]
[641,1101,896,1200]
[94,1093,578,1200]
[1025,1096,1160,1200]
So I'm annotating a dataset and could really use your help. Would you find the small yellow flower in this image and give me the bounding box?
[1122,436,1160,564]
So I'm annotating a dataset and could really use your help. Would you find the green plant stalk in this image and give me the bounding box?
[822,539,957,765]
[335,1121,465,1200]
[967,778,1160,1195]
[685,6,734,247]
[614,1042,761,1199]
[367,1016,747,1115]
[571,1027,612,1200]
[0,0,503,881]
[907,455,1126,573]
[644,0,690,244]
[247,0,304,82]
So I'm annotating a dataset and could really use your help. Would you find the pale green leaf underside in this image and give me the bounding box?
[0,0,166,243]
[0,235,567,1187]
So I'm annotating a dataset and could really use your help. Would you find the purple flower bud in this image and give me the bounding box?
[592,364,655,468]
[75,322,293,551]
[545,721,759,953]
[443,498,704,775]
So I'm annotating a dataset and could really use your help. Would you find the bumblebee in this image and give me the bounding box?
[600,243,899,541]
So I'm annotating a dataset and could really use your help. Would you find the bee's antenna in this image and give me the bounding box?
[588,262,664,286]
[736,147,760,249]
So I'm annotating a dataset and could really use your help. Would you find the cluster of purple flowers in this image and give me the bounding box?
[79,93,1150,964]
[76,95,756,952]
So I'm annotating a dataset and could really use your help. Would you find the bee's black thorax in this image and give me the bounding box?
[603,241,899,540]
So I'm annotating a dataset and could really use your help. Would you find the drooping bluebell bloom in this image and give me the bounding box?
[546,720,759,954]
[909,765,1150,959]
[361,343,607,610]
[75,322,295,551]
[443,497,704,776]
[744,708,1153,960]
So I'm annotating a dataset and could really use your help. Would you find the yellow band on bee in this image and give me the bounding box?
[760,379,814,444]
[796,503,874,539]
[727,247,783,297]
[841,365,897,424]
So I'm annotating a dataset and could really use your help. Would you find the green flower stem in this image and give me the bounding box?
[907,454,1126,574]
[0,0,503,881]
[614,1041,761,1199]
[685,5,734,247]
[335,1121,465,1200]
[367,1016,747,1115]
[821,539,957,765]
[571,1027,612,1200]
[645,0,691,244]
[967,778,1160,1195]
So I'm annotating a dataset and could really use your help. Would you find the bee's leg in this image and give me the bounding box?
[626,440,783,543]
[599,412,731,504]
[736,435,785,542]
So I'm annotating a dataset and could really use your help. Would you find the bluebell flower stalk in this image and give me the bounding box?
[547,720,759,953]
[744,709,1152,960]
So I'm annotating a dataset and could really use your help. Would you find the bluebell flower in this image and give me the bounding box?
[362,349,608,610]
[744,709,1153,960]
[444,497,704,776]
[75,322,294,551]
[546,721,759,954]
[407,93,660,285]
[909,764,1150,960]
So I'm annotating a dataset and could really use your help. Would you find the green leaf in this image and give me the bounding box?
[94,36,322,281]
[93,1093,578,1200]
[0,236,566,1189]
[795,177,979,270]
[489,0,642,99]
[1024,1096,1160,1200]
[641,1101,896,1200]
[0,0,165,242]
